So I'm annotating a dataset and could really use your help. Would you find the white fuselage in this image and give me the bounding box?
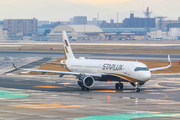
[65,58,151,83]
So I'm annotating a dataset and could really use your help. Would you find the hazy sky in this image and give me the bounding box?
[0,0,179,22]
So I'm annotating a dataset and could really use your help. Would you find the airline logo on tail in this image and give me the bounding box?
[62,31,75,59]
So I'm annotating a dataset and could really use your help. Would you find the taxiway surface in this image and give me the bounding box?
[0,51,180,119]
[0,74,180,119]
[1,51,180,61]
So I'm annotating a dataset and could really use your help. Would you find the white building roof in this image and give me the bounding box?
[50,25,102,35]
[68,25,102,33]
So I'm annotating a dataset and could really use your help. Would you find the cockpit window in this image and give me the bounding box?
[134,67,149,71]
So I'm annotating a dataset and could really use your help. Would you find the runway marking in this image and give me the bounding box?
[155,82,161,87]
[1,57,43,75]
[74,113,180,120]
[34,86,65,88]
[0,90,29,99]
[154,80,180,91]
[11,104,82,109]
[160,93,168,100]
[93,90,128,93]
[60,82,70,86]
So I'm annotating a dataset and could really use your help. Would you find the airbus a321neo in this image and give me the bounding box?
[12,31,171,92]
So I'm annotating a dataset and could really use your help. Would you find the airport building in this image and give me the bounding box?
[167,23,180,31]
[98,13,156,40]
[99,13,156,29]
[0,21,3,26]
[38,21,49,26]
[157,17,180,31]
[0,26,7,40]
[148,30,167,40]
[38,22,61,33]
[87,18,98,26]
[48,25,103,40]
[100,19,122,28]
[168,28,180,40]
[122,13,156,28]
[3,18,38,39]
[73,16,87,25]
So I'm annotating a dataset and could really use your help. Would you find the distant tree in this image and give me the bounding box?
[69,36,72,39]
[43,29,51,36]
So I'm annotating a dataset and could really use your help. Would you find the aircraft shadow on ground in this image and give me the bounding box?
[0,76,170,93]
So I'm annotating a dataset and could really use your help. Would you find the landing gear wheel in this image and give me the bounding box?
[120,83,123,89]
[135,88,140,92]
[86,88,89,90]
[81,87,89,90]
[115,83,120,89]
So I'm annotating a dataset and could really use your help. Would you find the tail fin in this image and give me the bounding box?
[62,31,75,59]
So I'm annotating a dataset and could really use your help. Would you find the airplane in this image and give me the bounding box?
[12,31,171,92]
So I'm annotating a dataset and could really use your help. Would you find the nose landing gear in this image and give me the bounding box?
[135,82,140,92]
[135,88,140,92]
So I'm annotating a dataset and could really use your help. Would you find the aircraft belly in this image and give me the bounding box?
[100,75,121,81]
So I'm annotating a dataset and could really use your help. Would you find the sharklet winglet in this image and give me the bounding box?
[10,58,18,69]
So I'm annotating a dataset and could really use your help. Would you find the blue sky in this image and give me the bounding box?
[0,0,179,22]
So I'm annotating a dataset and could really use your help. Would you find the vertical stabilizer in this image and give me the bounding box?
[62,31,75,59]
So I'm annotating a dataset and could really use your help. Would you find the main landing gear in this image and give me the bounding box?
[115,82,123,90]
[81,87,89,90]
[115,82,141,92]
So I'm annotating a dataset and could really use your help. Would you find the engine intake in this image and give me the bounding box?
[78,75,95,88]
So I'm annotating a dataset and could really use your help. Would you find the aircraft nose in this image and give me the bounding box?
[143,71,151,81]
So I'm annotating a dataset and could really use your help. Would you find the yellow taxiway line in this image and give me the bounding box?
[10,104,82,109]
[34,86,65,88]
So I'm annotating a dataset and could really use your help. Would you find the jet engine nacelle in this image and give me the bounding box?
[130,82,145,87]
[77,75,95,88]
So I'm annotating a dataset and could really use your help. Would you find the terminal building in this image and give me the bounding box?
[122,13,156,28]
[99,13,156,29]
[157,17,180,31]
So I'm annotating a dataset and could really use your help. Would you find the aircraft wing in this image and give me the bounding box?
[46,62,64,65]
[149,55,171,72]
[11,59,101,77]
